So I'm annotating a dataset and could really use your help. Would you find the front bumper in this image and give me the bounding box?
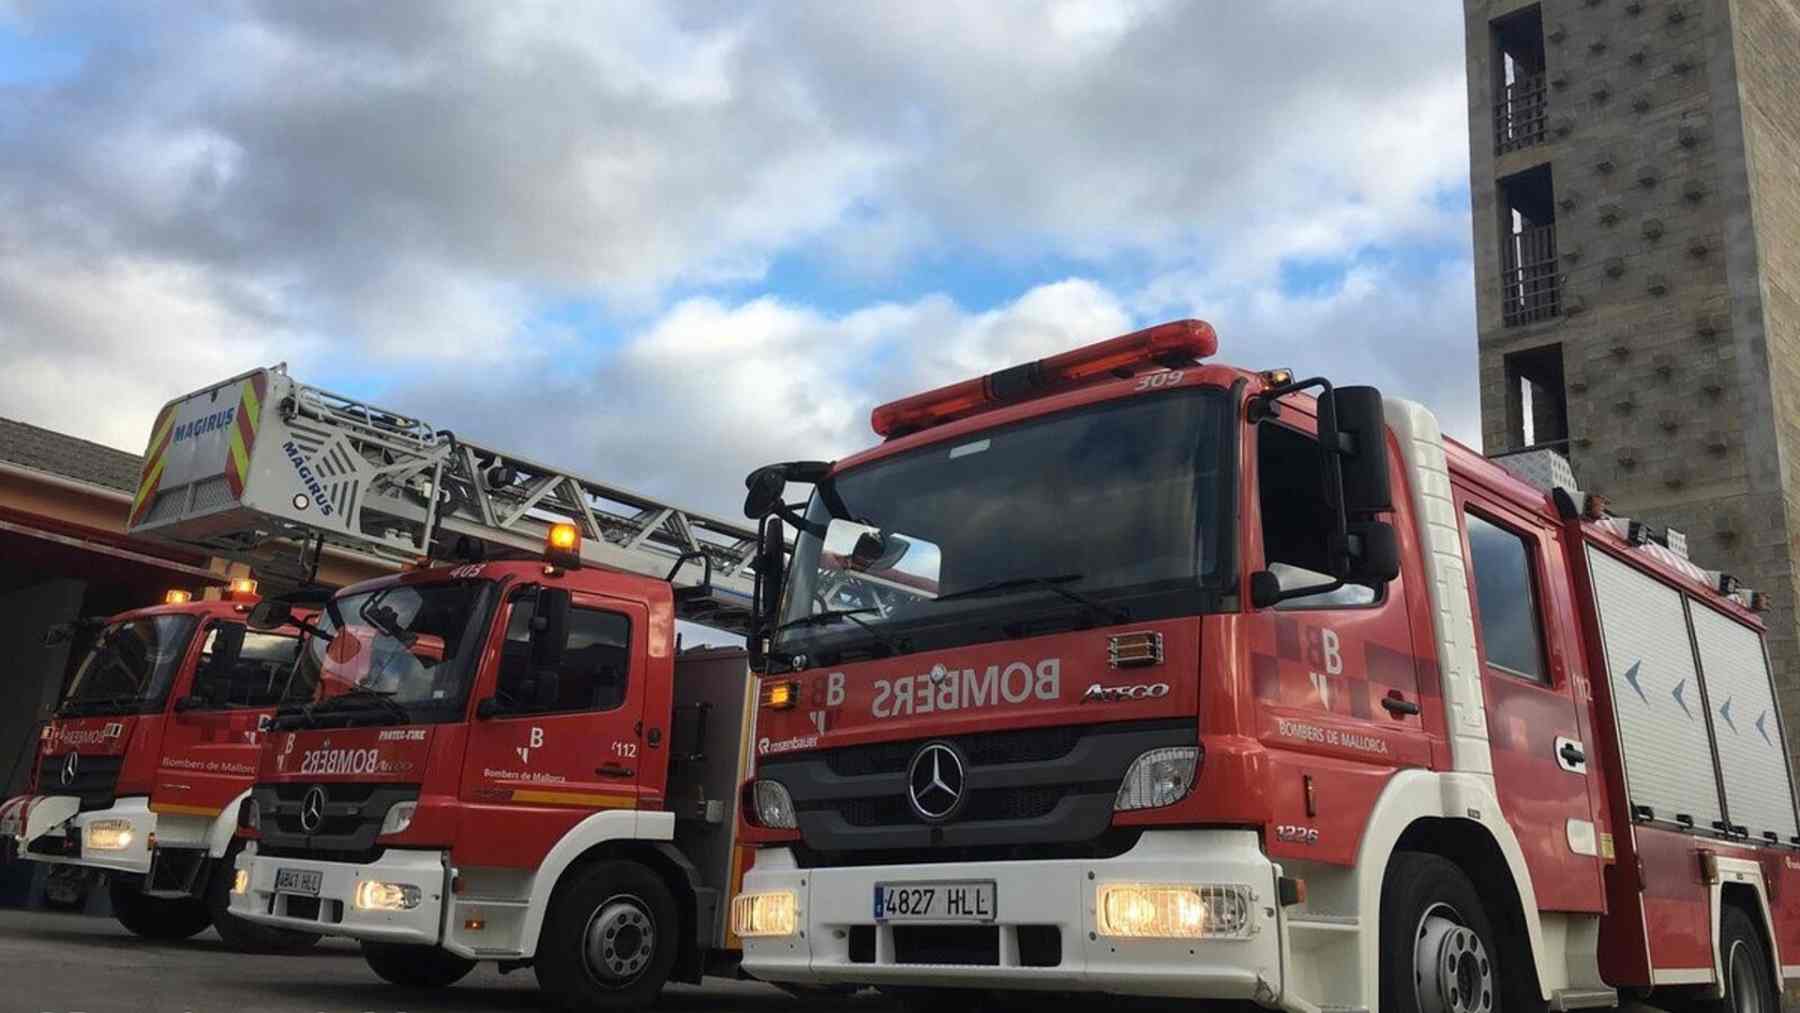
[2,796,157,876]
[740,829,1286,1002]
[229,843,449,946]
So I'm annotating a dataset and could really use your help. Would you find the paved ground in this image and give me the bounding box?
[0,909,1686,1013]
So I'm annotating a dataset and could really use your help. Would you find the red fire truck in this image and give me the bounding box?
[733,320,1800,1013]
[127,367,767,1008]
[1,583,317,950]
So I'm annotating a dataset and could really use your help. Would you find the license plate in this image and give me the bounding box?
[874,881,996,922]
[274,868,321,896]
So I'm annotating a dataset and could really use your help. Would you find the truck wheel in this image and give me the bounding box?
[1379,852,1505,1013]
[108,876,211,941]
[204,852,319,953]
[1688,905,1778,1013]
[534,859,679,1011]
[362,942,476,988]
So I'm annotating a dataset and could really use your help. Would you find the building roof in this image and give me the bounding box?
[0,417,142,494]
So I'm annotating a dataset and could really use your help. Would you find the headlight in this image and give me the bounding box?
[85,819,134,851]
[1095,883,1254,939]
[238,797,261,831]
[751,781,797,830]
[1115,746,1200,811]
[379,801,417,836]
[731,891,798,937]
[353,880,422,911]
[232,868,249,895]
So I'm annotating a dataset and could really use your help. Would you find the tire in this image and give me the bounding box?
[108,876,211,941]
[204,850,319,953]
[1685,905,1778,1013]
[533,859,680,1011]
[362,941,477,988]
[1379,852,1511,1013]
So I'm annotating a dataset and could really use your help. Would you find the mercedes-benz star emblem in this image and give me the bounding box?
[906,742,967,823]
[60,751,79,787]
[299,786,327,834]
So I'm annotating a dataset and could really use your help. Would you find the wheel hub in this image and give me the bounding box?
[1414,904,1493,1013]
[583,896,656,985]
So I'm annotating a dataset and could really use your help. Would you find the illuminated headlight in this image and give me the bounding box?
[1096,883,1254,939]
[751,781,797,830]
[353,881,421,911]
[379,801,417,836]
[731,891,798,938]
[232,869,249,896]
[85,819,134,851]
[237,797,261,831]
[1115,746,1200,811]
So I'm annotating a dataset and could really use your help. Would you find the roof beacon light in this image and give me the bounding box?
[227,578,259,600]
[164,589,193,605]
[545,523,583,570]
[870,319,1219,438]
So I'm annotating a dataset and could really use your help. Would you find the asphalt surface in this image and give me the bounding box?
[0,908,1687,1013]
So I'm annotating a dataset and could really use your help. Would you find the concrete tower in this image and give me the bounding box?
[1462,1,1800,757]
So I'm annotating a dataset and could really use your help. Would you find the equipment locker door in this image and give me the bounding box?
[458,588,649,867]
[1458,495,1606,912]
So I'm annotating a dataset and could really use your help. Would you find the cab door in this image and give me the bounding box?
[458,586,649,868]
[1457,492,1605,912]
[154,621,293,819]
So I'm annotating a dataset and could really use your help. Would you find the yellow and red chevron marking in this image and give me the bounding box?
[224,372,268,498]
[128,372,269,525]
[129,403,179,527]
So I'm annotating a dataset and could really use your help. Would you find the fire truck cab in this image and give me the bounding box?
[0,583,317,950]
[734,321,1800,1013]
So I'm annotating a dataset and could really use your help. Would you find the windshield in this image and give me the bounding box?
[775,387,1232,656]
[281,581,496,726]
[61,614,199,715]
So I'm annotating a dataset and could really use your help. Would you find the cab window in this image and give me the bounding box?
[1258,422,1378,609]
[195,626,301,708]
[1464,511,1548,682]
[496,599,632,714]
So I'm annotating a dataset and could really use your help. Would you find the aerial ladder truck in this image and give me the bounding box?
[126,365,770,1009]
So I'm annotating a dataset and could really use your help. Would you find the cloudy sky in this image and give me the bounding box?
[0,1,1476,522]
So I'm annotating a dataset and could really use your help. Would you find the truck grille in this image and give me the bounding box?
[35,754,126,812]
[758,719,1194,861]
[251,782,419,865]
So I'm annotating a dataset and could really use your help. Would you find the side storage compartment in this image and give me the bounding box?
[666,647,754,956]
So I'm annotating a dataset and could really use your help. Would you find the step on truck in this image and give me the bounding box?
[733,319,1800,1012]
[127,366,769,1008]
[0,583,320,950]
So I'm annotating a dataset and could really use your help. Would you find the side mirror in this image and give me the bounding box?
[247,600,293,631]
[531,588,571,671]
[748,516,786,673]
[1325,386,1393,516]
[1346,521,1401,585]
[743,466,788,520]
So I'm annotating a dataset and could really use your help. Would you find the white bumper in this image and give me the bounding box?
[229,843,449,947]
[2,795,157,876]
[741,829,1287,1003]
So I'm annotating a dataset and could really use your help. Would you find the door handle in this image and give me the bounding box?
[1559,742,1586,766]
[595,764,635,779]
[1380,694,1421,717]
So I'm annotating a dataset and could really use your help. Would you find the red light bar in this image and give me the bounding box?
[870,319,1218,438]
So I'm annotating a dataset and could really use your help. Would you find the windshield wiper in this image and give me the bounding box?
[775,607,903,657]
[314,684,411,725]
[933,573,1131,625]
[58,692,143,717]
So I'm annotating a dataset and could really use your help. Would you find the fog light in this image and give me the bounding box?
[85,820,134,851]
[353,880,422,911]
[379,801,417,836]
[1095,883,1253,939]
[233,869,249,896]
[731,891,797,938]
[1115,747,1200,811]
